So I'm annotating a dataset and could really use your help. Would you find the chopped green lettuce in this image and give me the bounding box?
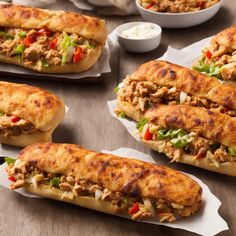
[4,157,16,165]
[50,177,60,187]
[18,31,27,38]
[158,128,191,148]
[136,118,148,132]
[42,60,49,68]
[114,86,119,93]
[119,112,126,118]
[228,147,236,157]
[193,57,221,79]
[0,31,14,39]
[14,44,25,55]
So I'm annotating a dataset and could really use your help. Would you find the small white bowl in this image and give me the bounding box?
[116,22,162,53]
[136,0,223,28]
[87,0,112,7]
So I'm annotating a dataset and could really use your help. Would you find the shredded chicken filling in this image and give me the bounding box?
[139,0,220,13]
[142,123,236,164]
[7,162,199,222]
[0,27,97,68]
[119,79,236,117]
[0,112,35,137]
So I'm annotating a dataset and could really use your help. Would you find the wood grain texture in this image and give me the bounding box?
[0,0,235,236]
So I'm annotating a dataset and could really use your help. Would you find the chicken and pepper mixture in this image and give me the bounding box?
[138,119,236,165]
[6,158,199,222]
[193,41,236,80]
[0,27,97,68]
[0,112,35,137]
[117,79,236,117]
[139,0,220,13]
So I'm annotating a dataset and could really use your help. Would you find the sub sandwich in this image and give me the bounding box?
[0,4,107,73]
[0,81,65,147]
[6,142,202,223]
[116,60,236,120]
[193,25,236,81]
[138,104,236,176]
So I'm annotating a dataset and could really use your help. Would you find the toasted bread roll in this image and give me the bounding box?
[0,82,65,147]
[138,104,236,175]
[7,143,202,222]
[193,25,236,81]
[0,4,107,73]
[117,60,236,120]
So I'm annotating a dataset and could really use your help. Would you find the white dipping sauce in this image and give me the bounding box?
[120,23,160,40]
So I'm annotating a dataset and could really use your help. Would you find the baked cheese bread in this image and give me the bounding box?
[0,81,65,147]
[116,60,236,121]
[6,142,202,223]
[138,104,236,176]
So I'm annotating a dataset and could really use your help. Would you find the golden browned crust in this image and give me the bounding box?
[24,184,121,215]
[128,60,236,109]
[141,138,236,176]
[0,130,52,147]
[18,142,202,207]
[0,4,107,45]
[145,104,236,150]
[0,45,102,74]
[117,99,143,121]
[0,81,65,131]
[211,25,236,50]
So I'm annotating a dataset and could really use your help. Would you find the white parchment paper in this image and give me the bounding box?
[161,37,212,67]
[0,146,228,235]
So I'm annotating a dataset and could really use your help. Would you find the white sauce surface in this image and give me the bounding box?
[121,23,160,39]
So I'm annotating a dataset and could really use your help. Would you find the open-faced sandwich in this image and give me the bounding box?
[116,60,236,121]
[6,142,202,223]
[138,104,236,176]
[193,25,236,81]
[0,81,65,147]
[0,4,107,73]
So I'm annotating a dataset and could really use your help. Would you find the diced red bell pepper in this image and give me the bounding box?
[196,1,205,8]
[196,151,207,160]
[11,116,21,123]
[146,2,155,9]
[156,209,164,215]
[8,176,16,182]
[222,107,230,113]
[128,202,139,215]
[73,47,85,63]
[38,28,53,37]
[23,32,38,47]
[144,127,153,141]
[49,37,58,50]
[205,50,212,59]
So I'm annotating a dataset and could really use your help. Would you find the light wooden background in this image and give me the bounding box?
[0,0,235,235]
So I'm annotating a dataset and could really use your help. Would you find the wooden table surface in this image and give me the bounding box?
[0,0,235,235]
